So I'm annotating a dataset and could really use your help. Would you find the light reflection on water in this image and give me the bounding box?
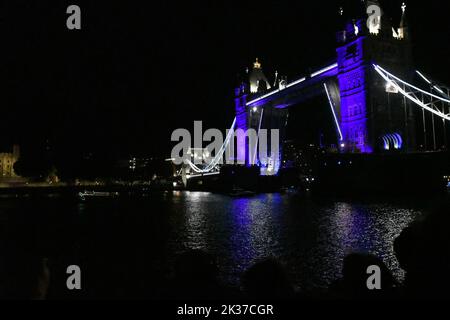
[166,192,423,289]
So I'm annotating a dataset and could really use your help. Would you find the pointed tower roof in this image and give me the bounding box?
[249,58,271,94]
[400,2,407,28]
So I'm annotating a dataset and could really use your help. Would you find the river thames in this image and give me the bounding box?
[1,190,438,298]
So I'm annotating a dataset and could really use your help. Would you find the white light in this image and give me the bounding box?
[386,81,399,93]
[285,77,306,89]
[187,172,221,179]
[186,118,237,174]
[433,86,445,94]
[246,63,338,107]
[247,89,281,106]
[416,71,449,97]
[416,70,432,84]
[374,65,450,121]
[376,65,450,103]
[324,83,344,141]
[252,107,258,112]
[340,143,345,148]
[311,63,338,78]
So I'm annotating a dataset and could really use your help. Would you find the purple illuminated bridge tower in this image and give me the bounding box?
[234,1,415,175]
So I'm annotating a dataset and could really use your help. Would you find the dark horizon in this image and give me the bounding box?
[1,0,449,162]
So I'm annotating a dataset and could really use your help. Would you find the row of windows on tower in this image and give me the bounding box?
[349,126,366,146]
[348,104,364,118]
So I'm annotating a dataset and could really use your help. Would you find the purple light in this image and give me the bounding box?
[337,36,373,154]
[234,96,248,164]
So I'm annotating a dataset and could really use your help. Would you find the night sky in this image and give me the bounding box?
[1,0,449,162]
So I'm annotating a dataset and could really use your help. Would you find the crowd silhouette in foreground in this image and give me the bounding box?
[1,199,449,300]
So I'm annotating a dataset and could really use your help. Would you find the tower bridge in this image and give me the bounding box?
[231,1,449,176]
[183,1,450,180]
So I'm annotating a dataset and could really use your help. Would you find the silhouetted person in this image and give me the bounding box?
[166,250,232,300]
[394,199,450,299]
[329,253,397,300]
[0,255,50,300]
[241,258,295,299]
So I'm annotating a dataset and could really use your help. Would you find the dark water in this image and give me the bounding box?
[0,191,430,297]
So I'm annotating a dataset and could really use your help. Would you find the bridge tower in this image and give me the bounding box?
[234,58,282,173]
[234,69,250,165]
[336,1,416,153]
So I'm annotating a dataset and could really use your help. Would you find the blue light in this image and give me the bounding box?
[338,37,373,153]
[381,133,403,150]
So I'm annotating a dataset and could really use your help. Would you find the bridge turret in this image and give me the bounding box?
[336,0,415,153]
[249,58,272,94]
[397,3,409,40]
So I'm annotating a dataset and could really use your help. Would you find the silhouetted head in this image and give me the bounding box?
[421,199,450,265]
[340,253,396,299]
[241,258,294,299]
[1,254,50,300]
[394,223,423,272]
[394,199,450,298]
[173,250,218,287]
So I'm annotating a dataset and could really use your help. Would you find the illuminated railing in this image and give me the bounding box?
[246,63,338,106]
[416,70,450,98]
[185,117,237,174]
[373,64,450,121]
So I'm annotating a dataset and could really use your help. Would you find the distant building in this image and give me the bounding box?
[0,145,20,178]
